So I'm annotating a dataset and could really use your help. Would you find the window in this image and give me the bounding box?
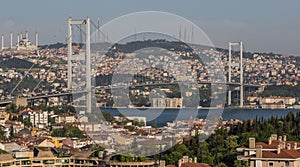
[268,162,273,167]
[285,161,290,167]
[256,160,262,167]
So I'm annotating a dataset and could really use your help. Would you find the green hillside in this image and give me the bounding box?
[0,58,38,69]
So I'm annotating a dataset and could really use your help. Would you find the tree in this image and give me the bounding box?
[48,116,55,125]
[102,112,115,122]
[67,105,76,114]
[0,128,6,140]
[215,162,227,167]
[234,160,249,167]
[22,117,33,128]
[51,125,85,138]
[197,142,214,165]
[9,125,14,139]
[223,136,239,167]
[174,144,191,157]
[132,119,145,127]
[164,151,182,165]
[5,104,17,113]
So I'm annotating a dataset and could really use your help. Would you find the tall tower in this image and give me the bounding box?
[67,17,92,113]
[191,26,194,44]
[179,25,182,40]
[17,35,20,50]
[35,32,38,48]
[1,34,4,50]
[184,27,186,42]
[25,31,28,40]
[10,32,13,48]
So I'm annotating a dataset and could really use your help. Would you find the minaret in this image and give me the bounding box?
[17,35,20,50]
[25,31,28,40]
[184,27,187,42]
[1,34,4,50]
[134,27,137,41]
[179,25,182,40]
[10,32,13,48]
[35,32,38,49]
[191,26,194,44]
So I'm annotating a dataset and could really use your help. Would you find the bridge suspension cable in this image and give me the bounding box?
[9,35,59,96]
[90,20,112,43]
[31,21,89,94]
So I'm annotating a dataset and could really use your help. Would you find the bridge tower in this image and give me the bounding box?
[228,41,243,108]
[67,17,92,113]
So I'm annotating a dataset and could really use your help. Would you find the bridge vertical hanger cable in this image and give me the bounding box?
[79,24,83,46]
[31,32,64,94]
[32,25,84,94]
[97,18,100,43]
[90,20,113,43]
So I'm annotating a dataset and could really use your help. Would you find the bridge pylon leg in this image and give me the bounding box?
[67,17,92,113]
[228,90,232,106]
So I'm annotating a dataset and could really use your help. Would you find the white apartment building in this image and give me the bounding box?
[28,110,48,128]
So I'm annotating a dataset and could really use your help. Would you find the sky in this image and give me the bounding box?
[0,0,300,56]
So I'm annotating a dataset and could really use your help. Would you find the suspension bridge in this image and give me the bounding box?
[0,17,264,109]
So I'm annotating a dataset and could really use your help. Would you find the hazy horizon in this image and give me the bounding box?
[0,0,300,56]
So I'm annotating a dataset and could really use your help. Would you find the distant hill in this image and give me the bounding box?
[0,58,38,69]
[107,39,193,54]
[39,42,67,49]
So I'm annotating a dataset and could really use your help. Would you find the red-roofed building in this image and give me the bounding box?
[55,114,76,124]
[181,162,211,167]
[178,156,211,167]
[237,134,300,167]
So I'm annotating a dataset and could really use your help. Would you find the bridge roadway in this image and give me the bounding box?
[0,82,262,105]
[105,81,261,89]
[0,91,87,106]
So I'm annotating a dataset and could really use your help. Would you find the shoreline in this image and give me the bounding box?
[100,107,300,110]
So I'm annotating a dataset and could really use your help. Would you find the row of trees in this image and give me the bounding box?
[260,83,300,97]
[51,125,85,138]
[155,111,300,167]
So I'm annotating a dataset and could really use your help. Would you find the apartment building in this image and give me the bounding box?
[55,114,77,124]
[28,110,48,128]
[237,134,300,167]
[152,98,183,108]
[0,147,156,167]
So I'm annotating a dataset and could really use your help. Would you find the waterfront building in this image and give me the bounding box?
[260,101,285,109]
[259,96,296,107]
[152,98,183,108]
